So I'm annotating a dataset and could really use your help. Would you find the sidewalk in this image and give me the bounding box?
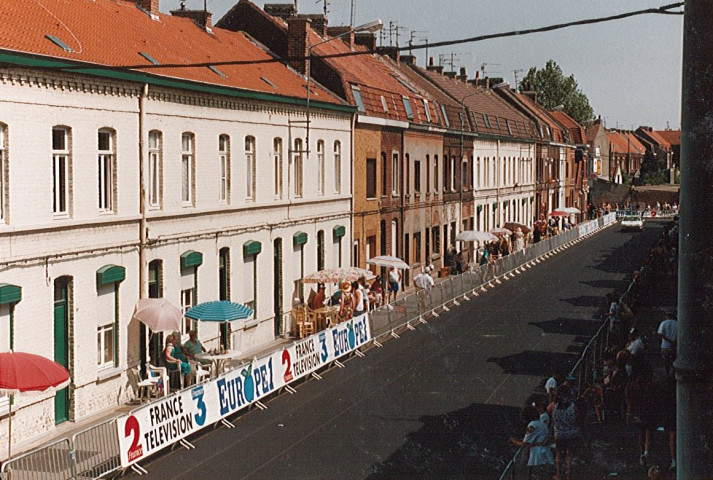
[569,268,678,479]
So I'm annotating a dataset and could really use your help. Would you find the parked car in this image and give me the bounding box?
[621,214,644,232]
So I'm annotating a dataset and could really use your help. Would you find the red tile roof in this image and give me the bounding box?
[655,129,681,146]
[411,68,536,140]
[549,111,587,145]
[0,0,345,105]
[607,131,645,155]
[221,0,438,126]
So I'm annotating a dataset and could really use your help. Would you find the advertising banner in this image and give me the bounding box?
[117,314,371,467]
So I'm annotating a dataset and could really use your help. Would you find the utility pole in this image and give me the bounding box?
[513,69,524,90]
[678,1,713,478]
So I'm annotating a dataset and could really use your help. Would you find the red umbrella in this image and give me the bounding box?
[0,352,70,459]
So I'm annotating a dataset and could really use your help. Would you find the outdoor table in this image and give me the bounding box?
[196,350,243,375]
[314,306,338,329]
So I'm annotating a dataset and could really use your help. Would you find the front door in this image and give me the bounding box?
[53,278,70,424]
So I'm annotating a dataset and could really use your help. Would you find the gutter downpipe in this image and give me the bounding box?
[677,2,713,478]
[139,83,148,300]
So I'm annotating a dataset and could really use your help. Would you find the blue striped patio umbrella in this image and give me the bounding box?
[184,300,254,323]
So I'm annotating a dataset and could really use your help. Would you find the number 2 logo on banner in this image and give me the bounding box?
[282,349,293,382]
[124,415,144,462]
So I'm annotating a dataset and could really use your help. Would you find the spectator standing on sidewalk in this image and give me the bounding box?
[550,387,583,480]
[657,310,678,378]
[508,405,554,479]
[546,370,564,404]
[626,369,656,466]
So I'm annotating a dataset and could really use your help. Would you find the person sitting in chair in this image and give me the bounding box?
[184,330,210,366]
[164,334,193,387]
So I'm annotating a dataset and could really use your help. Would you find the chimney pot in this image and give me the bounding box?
[458,66,468,82]
[355,32,377,51]
[287,17,311,74]
[170,8,213,30]
[265,3,296,18]
[299,14,328,37]
[327,26,355,49]
[137,0,160,16]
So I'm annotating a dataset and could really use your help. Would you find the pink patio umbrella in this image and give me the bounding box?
[0,352,70,459]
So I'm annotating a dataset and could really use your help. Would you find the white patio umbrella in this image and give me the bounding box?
[132,298,183,333]
[366,255,410,269]
[303,267,375,284]
[554,207,581,214]
[456,230,497,242]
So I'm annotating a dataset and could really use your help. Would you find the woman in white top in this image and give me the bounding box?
[509,405,554,474]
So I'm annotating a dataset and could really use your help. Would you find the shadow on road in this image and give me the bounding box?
[579,279,630,291]
[367,403,520,479]
[487,350,578,377]
[529,317,602,336]
[560,295,604,307]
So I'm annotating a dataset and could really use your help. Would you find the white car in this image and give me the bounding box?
[621,214,644,232]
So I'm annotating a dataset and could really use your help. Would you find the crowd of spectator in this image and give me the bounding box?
[508,213,680,479]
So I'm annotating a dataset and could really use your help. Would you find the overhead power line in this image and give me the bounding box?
[62,2,683,72]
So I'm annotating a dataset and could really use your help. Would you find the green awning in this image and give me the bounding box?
[96,265,126,286]
[0,283,21,305]
[243,240,262,257]
[492,202,498,210]
[503,200,510,207]
[293,231,308,246]
[522,198,527,205]
[333,225,346,240]
[477,205,483,213]
[530,197,535,203]
[180,250,203,269]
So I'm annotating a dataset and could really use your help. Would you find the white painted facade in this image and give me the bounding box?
[473,138,536,230]
[0,67,352,452]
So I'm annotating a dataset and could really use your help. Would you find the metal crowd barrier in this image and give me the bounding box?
[0,438,75,480]
[3,215,616,480]
[370,216,609,340]
[498,224,651,480]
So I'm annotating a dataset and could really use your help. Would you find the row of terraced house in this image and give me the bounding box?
[0,0,671,453]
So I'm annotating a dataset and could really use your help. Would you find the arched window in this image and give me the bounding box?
[333,141,341,193]
[317,140,325,195]
[181,132,195,205]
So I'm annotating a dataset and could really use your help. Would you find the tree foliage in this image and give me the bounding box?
[519,60,594,125]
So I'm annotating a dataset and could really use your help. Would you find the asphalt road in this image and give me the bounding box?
[135,220,663,480]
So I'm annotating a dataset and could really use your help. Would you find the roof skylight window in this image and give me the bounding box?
[440,105,449,127]
[422,99,431,122]
[45,35,73,52]
[208,65,227,78]
[139,51,160,65]
[381,96,389,113]
[351,86,366,113]
[402,97,414,120]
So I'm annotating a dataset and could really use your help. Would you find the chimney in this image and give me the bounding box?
[137,0,160,16]
[265,3,296,19]
[444,71,456,79]
[400,54,417,65]
[171,6,213,30]
[426,57,444,74]
[355,32,377,51]
[327,26,355,49]
[287,17,311,75]
[522,91,537,102]
[376,46,399,64]
[458,67,468,83]
[299,14,327,37]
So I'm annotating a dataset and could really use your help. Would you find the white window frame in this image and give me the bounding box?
[52,127,70,216]
[245,136,256,200]
[181,288,194,336]
[333,141,341,194]
[391,152,399,196]
[219,134,230,204]
[317,140,325,195]
[98,129,115,213]
[294,138,303,198]
[96,323,115,370]
[273,138,283,199]
[181,132,194,206]
[148,130,161,208]
[0,125,6,222]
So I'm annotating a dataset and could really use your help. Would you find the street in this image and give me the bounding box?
[134,221,663,480]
